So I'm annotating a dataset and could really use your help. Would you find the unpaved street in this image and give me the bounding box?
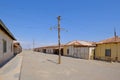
[20,50,120,80]
[0,50,120,80]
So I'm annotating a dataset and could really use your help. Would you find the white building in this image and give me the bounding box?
[0,20,16,66]
[65,40,95,60]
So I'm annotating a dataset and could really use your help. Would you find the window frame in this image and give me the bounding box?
[3,39,7,53]
[105,49,111,57]
[11,43,13,52]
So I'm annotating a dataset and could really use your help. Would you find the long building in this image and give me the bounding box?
[34,45,64,55]
[0,20,16,66]
[34,40,96,60]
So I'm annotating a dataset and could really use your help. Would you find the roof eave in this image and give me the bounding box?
[0,20,16,40]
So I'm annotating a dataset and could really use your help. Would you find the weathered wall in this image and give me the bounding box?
[67,46,94,60]
[63,46,68,56]
[118,43,120,61]
[0,29,14,65]
[89,47,95,60]
[68,46,74,56]
[95,43,120,61]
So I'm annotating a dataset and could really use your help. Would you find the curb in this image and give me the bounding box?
[0,54,23,80]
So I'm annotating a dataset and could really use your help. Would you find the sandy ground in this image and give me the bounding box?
[20,50,120,80]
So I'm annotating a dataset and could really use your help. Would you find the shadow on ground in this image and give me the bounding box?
[47,59,58,64]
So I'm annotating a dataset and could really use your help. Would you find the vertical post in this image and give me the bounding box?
[57,16,61,64]
[114,27,117,41]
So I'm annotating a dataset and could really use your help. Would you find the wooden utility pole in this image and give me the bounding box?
[50,16,66,64]
[57,16,61,64]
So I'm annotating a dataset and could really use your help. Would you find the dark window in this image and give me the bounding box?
[105,49,111,57]
[11,43,13,52]
[67,49,69,54]
[3,39,7,53]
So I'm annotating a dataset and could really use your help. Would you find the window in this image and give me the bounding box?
[105,49,111,57]
[11,43,13,52]
[67,49,69,54]
[3,39,7,53]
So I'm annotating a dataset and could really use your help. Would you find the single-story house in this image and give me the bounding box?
[95,36,120,62]
[64,40,95,60]
[0,20,16,66]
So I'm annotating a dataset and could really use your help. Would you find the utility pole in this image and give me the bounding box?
[57,16,61,64]
[50,16,67,64]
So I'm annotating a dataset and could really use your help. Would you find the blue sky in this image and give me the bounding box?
[0,0,120,49]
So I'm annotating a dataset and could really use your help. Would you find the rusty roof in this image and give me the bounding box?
[0,19,16,40]
[97,36,120,44]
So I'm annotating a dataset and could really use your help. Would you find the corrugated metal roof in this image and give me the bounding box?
[0,19,16,40]
[97,36,120,44]
[66,40,82,46]
[66,40,95,46]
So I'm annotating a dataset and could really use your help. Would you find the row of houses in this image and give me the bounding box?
[0,20,22,66]
[34,45,65,55]
[34,40,96,60]
[34,36,120,62]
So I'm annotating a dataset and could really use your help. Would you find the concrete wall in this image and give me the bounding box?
[95,43,120,61]
[0,29,14,66]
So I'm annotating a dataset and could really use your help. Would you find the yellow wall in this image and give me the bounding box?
[111,44,117,60]
[95,43,120,62]
[117,43,120,61]
[63,46,68,56]
[0,29,14,65]
[95,45,101,59]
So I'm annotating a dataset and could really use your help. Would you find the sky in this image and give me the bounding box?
[0,0,120,49]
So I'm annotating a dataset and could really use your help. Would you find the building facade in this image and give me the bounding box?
[0,20,16,66]
[34,45,64,55]
[64,40,95,60]
[95,36,120,62]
